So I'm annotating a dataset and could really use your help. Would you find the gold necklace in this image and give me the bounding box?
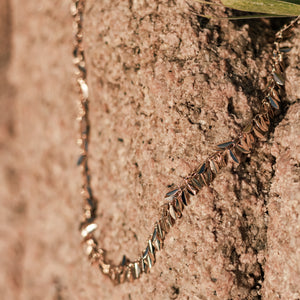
[71,0,299,284]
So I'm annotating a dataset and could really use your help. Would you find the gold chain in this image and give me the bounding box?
[71,0,299,284]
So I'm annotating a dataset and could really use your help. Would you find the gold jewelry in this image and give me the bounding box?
[71,0,299,284]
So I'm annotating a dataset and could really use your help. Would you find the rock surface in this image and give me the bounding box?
[0,0,299,299]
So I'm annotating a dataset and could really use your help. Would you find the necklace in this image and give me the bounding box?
[71,0,299,285]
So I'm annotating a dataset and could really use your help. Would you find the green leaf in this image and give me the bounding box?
[196,12,288,19]
[221,0,300,16]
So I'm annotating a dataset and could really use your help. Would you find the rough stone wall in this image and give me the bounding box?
[0,0,299,299]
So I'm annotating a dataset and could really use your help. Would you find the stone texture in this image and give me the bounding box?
[263,102,300,300]
[0,0,299,299]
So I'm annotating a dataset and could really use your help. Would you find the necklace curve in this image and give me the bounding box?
[72,0,299,285]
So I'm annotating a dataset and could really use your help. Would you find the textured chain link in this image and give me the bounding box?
[72,0,299,284]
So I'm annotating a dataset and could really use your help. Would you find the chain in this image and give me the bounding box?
[71,0,299,284]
